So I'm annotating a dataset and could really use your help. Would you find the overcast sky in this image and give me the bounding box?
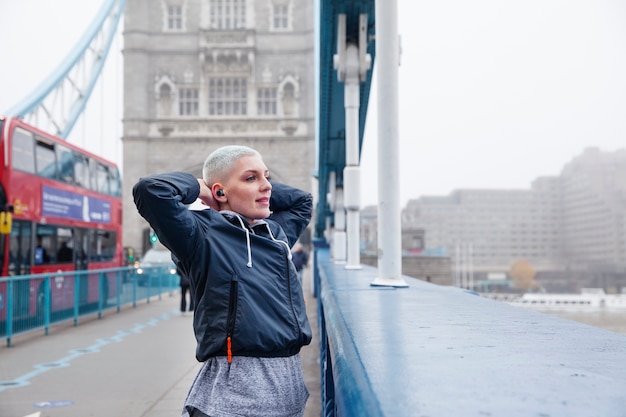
[0,1,122,173]
[2,1,626,207]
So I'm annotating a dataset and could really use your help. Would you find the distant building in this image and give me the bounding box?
[362,205,426,255]
[559,148,626,272]
[360,205,378,255]
[122,0,315,254]
[360,204,452,285]
[393,148,626,292]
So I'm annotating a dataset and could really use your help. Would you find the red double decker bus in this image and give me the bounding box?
[0,116,124,322]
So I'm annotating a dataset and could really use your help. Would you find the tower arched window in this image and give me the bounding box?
[282,83,295,116]
[158,84,173,116]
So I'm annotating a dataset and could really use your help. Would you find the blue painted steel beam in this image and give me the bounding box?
[5,0,125,139]
[315,0,376,237]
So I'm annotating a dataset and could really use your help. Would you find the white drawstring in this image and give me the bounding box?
[265,224,292,261]
[225,211,291,267]
[235,215,253,268]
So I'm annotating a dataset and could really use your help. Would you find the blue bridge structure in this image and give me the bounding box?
[4,0,626,416]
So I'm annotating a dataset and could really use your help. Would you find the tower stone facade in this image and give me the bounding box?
[122,0,315,254]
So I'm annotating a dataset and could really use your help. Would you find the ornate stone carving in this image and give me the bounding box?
[152,120,286,136]
[280,120,299,135]
[204,31,248,44]
[158,125,174,136]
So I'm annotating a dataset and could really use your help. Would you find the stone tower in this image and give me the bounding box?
[122,0,315,254]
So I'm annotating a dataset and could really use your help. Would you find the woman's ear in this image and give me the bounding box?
[211,183,226,201]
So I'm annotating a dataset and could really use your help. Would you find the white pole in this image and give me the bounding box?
[332,14,348,265]
[333,187,347,264]
[334,14,370,270]
[344,166,361,269]
[344,43,362,269]
[371,0,407,287]
[327,171,337,258]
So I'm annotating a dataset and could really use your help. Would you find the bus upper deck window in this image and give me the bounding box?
[96,162,109,194]
[56,145,74,184]
[12,127,35,173]
[35,138,58,180]
[73,153,90,189]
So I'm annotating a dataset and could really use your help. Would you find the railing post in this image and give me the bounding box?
[371,0,407,288]
[146,272,151,304]
[7,279,13,347]
[132,272,137,308]
[44,276,51,335]
[158,272,163,301]
[116,270,122,313]
[98,272,104,319]
[74,273,80,326]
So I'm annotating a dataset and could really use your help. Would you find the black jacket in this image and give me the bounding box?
[133,172,312,361]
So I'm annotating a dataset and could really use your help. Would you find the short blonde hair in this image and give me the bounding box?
[202,145,261,186]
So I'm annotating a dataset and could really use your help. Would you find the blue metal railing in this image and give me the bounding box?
[0,266,179,347]
[314,245,626,417]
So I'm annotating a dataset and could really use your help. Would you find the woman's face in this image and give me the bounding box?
[220,154,272,223]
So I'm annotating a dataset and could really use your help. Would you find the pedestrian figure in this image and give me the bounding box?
[133,145,312,417]
[57,241,73,263]
[178,267,194,313]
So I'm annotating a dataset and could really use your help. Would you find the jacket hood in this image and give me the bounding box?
[218,210,293,268]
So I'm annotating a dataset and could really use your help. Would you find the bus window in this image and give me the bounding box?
[35,137,58,180]
[56,227,73,263]
[100,230,116,262]
[74,228,88,270]
[88,229,116,262]
[108,166,121,198]
[94,162,121,197]
[73,153,90,189]
[89,157,98,192]
[9,220,31,275]
[12,127,35,173]
[95,162,109,195]
[56,145,74,184]
[35,225,56,264]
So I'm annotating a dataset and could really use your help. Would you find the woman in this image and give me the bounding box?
[133,145,312,417]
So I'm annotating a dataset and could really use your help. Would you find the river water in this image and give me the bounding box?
[543,310,626,335]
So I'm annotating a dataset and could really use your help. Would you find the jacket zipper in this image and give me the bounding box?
[226,276,238,363]
[284,244,303,343]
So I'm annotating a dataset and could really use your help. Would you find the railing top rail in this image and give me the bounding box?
[317,248,626,417]
[0,266,134,282]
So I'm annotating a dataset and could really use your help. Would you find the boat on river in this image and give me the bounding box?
[506,288,626,311]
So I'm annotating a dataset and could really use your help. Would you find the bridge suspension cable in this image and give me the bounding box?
[5,0,126,139]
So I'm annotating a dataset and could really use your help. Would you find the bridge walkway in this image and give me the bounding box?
[0,270,321,417]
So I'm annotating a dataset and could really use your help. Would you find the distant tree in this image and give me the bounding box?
[509,259,539,291]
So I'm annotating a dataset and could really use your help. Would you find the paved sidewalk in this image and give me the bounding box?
[0,270,320,417]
